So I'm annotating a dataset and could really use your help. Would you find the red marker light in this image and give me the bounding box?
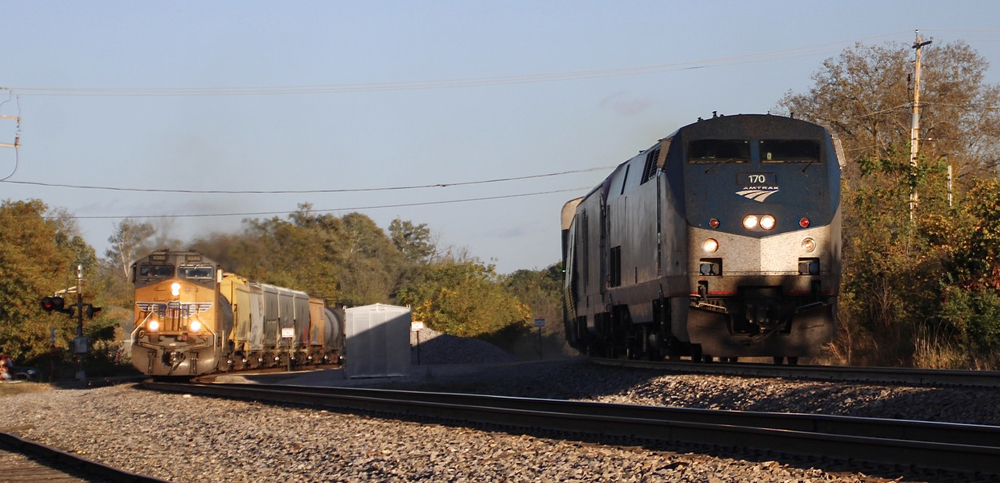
[799,218,810,228]
[709,218,720,229]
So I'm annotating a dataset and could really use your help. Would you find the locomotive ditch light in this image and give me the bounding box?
[189,320,202,333]
[743,215,759,230]
[802,237,816,253]
[760,215,776,230]
[171,282,181,297]
[148,319,160,332]
[702,238,719,253]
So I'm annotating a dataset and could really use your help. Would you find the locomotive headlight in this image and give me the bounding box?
[171,282,181,297]
[743,215,759,230]
[148,319,160,332]
[702,238,719,253]
[189,320,202,333]
[760,215,776,230]
[802,237,816,253]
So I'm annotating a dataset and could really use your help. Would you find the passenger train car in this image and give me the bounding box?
[131,250,344,376]
[562,114,843,363]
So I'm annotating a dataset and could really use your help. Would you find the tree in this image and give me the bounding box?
[105,219,155,279]
[776,40,1000,367]
[389,218,436,264]
[397,254,531,339]
[0,199,96,362]
[777,41,1000,186]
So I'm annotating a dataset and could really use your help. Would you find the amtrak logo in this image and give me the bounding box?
[736,187,779,202]
[136,301,213,318]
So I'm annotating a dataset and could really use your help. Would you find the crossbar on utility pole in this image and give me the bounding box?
[910,30,932,222]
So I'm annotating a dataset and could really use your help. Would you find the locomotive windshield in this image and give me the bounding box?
[687,140,749,164]
[179,265,214,279]
[137,264,174,278]
[759,139,820,163]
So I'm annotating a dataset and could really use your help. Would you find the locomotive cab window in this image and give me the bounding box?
[179,265,215,280]
[138,264,174,279]
[759,140,820,163]
[687,140,749,164]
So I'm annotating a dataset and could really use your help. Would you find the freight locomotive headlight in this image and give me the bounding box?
[802,237,816,253]
[759,215,776,230]
[148,319,160,332]
[189,320,202,333]
[171,282,181,297]
[743,215,759,230]
[702,238,719,253]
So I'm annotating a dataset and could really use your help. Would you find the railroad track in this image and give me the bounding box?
[594,358,1000,388]
[145,379,1000,475]
[0,430,166,482]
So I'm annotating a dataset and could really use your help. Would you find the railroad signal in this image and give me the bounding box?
[85,304,102,319]
[40,296,72,315]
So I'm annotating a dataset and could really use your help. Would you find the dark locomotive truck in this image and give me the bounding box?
[561,114,843,363]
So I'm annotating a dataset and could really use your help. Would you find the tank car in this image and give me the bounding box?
[130,250,345,376]
[561,114,843,363]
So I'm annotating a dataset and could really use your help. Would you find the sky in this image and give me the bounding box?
[1,1,999,274]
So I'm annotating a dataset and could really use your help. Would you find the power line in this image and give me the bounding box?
[0,32,909,98]
[52,186,590,220]
[1,166,615,194]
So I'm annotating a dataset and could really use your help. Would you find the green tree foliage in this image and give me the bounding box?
[778,40,1000,367]
[0,200,96,362]
[505,263,564,328]
[397,255,531,339]
[389,218,435,264]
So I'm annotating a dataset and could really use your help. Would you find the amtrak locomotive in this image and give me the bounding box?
[561,114,843,363]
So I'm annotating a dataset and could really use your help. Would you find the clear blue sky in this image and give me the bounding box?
[2,1,999,273]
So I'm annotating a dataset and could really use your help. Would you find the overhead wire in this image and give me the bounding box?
[0,165,616,194]
[51,186,590,220]
[0,32,912,98]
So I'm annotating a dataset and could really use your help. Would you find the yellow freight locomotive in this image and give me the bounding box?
[130,250,344,376]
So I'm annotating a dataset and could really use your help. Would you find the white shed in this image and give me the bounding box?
[344,303,411,378]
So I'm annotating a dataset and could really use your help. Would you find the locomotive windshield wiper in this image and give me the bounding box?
[704,157,738,174]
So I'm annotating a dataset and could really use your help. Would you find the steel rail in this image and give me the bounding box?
[145,380,1000,474]
[0,430,168,482]
[593,358,1000,388]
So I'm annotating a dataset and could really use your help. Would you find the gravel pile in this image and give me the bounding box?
[409,328,517,365]
[1,360,997,481]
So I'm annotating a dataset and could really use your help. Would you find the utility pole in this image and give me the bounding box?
[910,30,932,221]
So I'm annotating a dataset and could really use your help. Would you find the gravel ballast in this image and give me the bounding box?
[1,359,997,481]
[0,381,901,482]
[2,330,997,482]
